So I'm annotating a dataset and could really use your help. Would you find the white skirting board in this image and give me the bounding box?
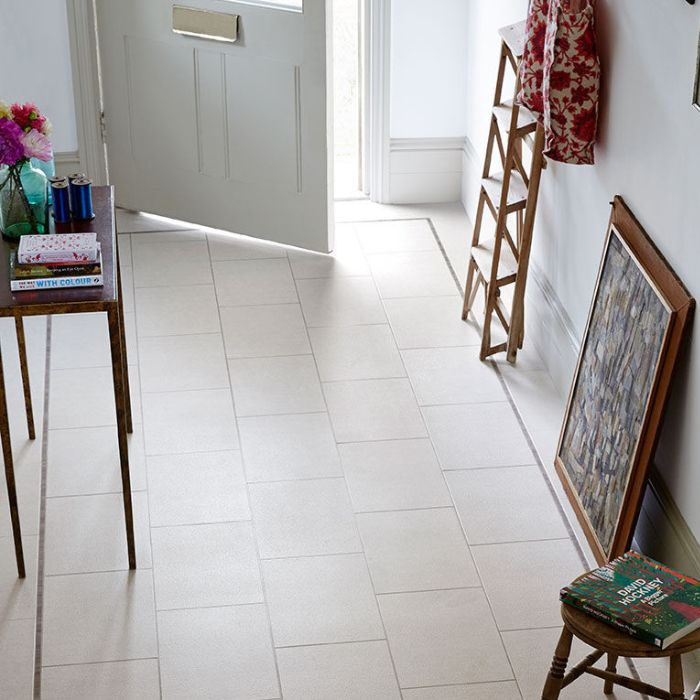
[388,137,464,204]
[54,150,82,176]
[461,135,700,581]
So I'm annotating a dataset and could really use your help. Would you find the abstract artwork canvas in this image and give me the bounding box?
[556,197,694,565]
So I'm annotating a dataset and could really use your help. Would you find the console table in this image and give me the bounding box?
[0,185,134,577]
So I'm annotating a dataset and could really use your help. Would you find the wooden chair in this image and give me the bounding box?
[542,600,700,699]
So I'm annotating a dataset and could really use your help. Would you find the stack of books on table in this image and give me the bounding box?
[561,551,700,649]
[10,233,103,291]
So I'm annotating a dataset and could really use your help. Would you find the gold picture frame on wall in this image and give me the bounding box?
[694,29,700,112]
[555,197,694,565]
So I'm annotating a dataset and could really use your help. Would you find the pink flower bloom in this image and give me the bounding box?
[20,128,53,162]
[11,102,45,132]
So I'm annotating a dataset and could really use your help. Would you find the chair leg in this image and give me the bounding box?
[604,654,618,694]
[670,655,685,700]
[541,626,573,700]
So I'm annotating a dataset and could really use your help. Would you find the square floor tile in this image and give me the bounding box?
[135,285,220,337]
[42,659,161,700]
[208,231,287,260]
[228,355,325,416]
[50,366,118,429]
[263,554,384,646]
[213,258,297,306]
[402,347,506,405]
[472,539,585,630]
[355,219,437,253]
[151,522,263,610]
[423,403,533,469]
[147,450,250,526]
[118,233,132,265]
[402,682,521,699]
[402,681,522,700]
[44,492,151,575]
[0,619,34,700]
[0,536,37,620]
[324,379,426,442]
[339,439,451,512]
[124,312,138,364]
[384,296,481,350]
[250,478,361,559]
[289,225,369,279]
[42,570,157,666]
[131,230,206,244]
[139,334,229,392]
[447,466,569,545]
[297,277,386,327]
[142,389,238,455]
[277,641,401,700]
[310,325,405,382]
[502,627,644,700]
[47,425,147,497]
[221,304,310,358]
[158,604,279,700]
[51,312,111,369]
[368,252,457,298]
[379,588,512,688]
[121,266,135,313]
[357,508,479,593]
[133,240,212,287]
[239,413,341,482]
[0,448,41,538]
[116,209,191,233]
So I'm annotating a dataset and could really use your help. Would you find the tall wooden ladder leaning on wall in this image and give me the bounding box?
[462,20,546,364]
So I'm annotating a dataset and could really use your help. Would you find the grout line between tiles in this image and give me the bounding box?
[204,231,285,699]
[33,315,52,699]
[376,217,522,695]
[290,254,407,697]
[421,214,654,698]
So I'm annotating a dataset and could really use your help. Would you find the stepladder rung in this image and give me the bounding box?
[471,237,518,286]
[482,171,529,214]
[493,100,538,137]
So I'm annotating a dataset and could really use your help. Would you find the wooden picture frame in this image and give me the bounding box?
[555,196,694,565]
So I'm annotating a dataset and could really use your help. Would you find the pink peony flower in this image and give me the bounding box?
[11,102,46,133]
[20,128,53,162]
[0,117,25,166]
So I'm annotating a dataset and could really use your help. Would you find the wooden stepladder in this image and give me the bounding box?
[462,21,546,364]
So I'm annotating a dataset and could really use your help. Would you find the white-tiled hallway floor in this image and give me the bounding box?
[0,202,698,699]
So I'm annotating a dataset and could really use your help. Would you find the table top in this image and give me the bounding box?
[0,185,118,315]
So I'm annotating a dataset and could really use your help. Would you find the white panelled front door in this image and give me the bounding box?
[96,0,333,252]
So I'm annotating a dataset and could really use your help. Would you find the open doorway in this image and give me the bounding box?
[333,0,365,200]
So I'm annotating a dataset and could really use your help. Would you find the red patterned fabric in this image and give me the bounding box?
[518,0,600,165]
[518,0,550,118]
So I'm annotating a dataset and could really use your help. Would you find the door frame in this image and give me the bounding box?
[66,0,108,185]
[65,0,390,203]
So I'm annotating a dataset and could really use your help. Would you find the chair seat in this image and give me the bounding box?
[562,602,700,659]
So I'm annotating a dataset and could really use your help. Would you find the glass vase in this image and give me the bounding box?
[32,156,55,204]
[0,161,48,239]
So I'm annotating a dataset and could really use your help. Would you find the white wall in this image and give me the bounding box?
[462,0,700,557]
[390,0,470,138]
[0,0,78,153]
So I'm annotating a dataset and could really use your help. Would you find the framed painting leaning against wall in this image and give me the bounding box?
[555,196,694,565]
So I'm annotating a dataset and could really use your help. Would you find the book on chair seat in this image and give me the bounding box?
[560,551,700,649]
